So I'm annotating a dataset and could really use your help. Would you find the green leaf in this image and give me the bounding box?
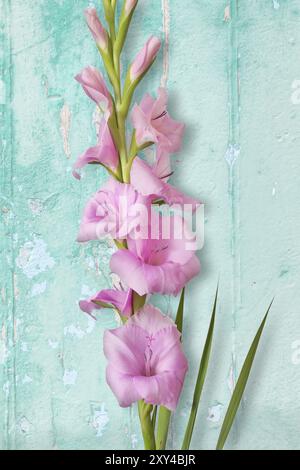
[182,287,218,450]
[216,300,273,451]
[176,288,185,334]
[156,289,185,450]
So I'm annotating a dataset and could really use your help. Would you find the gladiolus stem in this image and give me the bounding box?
[156,406,171,450]
[138,401,156,450]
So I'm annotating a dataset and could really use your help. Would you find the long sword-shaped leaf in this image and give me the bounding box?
[156,289,185,450]
[182,288,218,450]
[216,300,273,450]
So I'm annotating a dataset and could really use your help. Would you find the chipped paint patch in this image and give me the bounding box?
[22,375,33,385]
[48,339,59,350]
[64,324,85,340]
[91,403,109,437]
[3,381,9,397]
[18,416,31,434]
[63,369,78,386]
[28,198,43,216]
[60,103,71,158]
[64,317,96,339]
[31,281,47,297]
[225,144,240,167]
[207,403,224,424]
[21,342,28,352]
[273,0,280,10]
[16,237,55,279]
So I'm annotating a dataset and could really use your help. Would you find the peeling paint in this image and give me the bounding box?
[31,281,47,297]
[63,369,78,386]
[22,375,33,385]
[60,103,71,159]
[225,144,240,167]
[3,381,9,398]
[207,403,224,424]
[91,403,109,437]
[16,237,55,279]
[48,339,59,350]
[161,0,170,87]
[28,198,43,216]
[64,324,85,340]
[18,416,31,434]
[273,0,280,10]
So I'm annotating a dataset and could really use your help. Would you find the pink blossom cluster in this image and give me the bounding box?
[74,6,201,413]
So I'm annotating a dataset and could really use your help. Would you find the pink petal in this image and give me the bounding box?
[106,366,140,408]
[110,249,148,296]
[104,327,147,376]
[73,121,118,179]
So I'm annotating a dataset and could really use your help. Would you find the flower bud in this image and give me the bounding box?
[75,66,112,116]
[84,7,108,51]
[130,36,161,82]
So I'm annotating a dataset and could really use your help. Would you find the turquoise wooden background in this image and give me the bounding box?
[1,0,300,450]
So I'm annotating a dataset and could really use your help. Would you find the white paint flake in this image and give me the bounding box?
[31,281,47,297]
[21,342,28,352]
[91,403,109,437]
[64,324,86,340]
[207,403,224,424]
[48,339,59,350]
[16,237,55,279]
[18,416,31,434]
[225,144,240,167]
[3,381,9,397]
[28,198,43,215]
[22,375,33,384]
[273,0,280,10]
[63,369,78,386]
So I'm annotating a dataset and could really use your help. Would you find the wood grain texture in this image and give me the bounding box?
[0,0,300,450]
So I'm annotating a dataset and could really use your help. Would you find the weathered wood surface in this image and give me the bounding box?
[0,0,300,450]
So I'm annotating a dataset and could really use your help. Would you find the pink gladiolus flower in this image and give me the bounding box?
[110,212,200,296]
[85,7,108,51]
[77,178,150,242]
[75,66,112,116]
[73,120,118,180]
[131,157,200,213]
[80,288,133,318]
[131,88,185,153]
[125,0,138,15]
[104,304,188,410]
[130,36,161,82]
